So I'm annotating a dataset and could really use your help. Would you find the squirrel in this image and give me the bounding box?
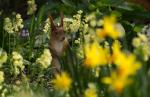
[49,13,68,73]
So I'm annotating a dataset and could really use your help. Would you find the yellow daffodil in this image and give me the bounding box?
[84,42,109,68]
[97,15,123,39]
[112,41,141,77]
[102,72,130,93]
[51,72,72,91]
[102,41,141,93]
[110,40,122,63]
[115,53,141,77]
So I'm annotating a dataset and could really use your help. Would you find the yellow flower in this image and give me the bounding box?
[111,41,141,76]
[110,41,122,63]
[84,83,98,97]
[84,42,109,68]
[96,29,107,39]
[102,41,141,93]
[115,53,141,77]
[102,72,130,93]
[97,15,123,39]
[51,72,72,91]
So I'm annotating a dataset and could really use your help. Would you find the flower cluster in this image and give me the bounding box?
[132,33,150,61]
[0,49,7,67]
[43,18,51,34]
[27,0,37,15]
[84,83,98,97]
[83,14,141,93]
[13,14,24,32]
[85,12,100,27]
[36,49,52,69]
[3,18,14,33]
[12,51,24,75]
[3,14,24,34]
[64,10,83,33]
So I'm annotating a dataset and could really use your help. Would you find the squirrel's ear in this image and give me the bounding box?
[60,12,64,27]
[49,14,56,31]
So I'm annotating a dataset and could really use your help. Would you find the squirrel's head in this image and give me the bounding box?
[49,12,65,42]
[49,12,68,55]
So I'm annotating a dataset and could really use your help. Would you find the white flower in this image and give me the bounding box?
[12,51,24,73]
[43,18,51,34]
[85,12,96,22]
[13,14,24,32]
[3,14,24,34]
[0,49,7,67]
[90,19,96,27]
[65,10,83,33]
[64,18,73,32]
[0,71,4,84]
[132,37,141,48]
[83,23,89,34]
[3,18,14,33]
[69,19,81,32]
[27,0,37,15]
[132,33,150,61]
[77,10,83,14]
[36,49,52,69]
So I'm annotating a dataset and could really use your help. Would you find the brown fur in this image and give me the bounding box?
[49,13,68,73]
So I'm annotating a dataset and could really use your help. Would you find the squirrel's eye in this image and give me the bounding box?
[60,37,65,41]
[55,32,58,35]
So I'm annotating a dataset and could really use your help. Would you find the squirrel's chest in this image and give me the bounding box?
[50,40,66,56]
